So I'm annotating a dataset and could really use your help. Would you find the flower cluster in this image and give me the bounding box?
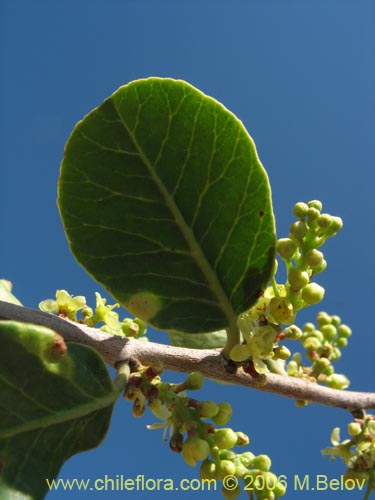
[323,413,375,495]
[228,200,346,377]
[124,367,286,499]
[39,290,146,338]
[286,312,351,389]
[277,200,342,312]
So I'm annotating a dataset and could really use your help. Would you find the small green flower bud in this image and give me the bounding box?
[316,357,331,370]
[214,428,238,450]
[293,202,309,218]
[239,451,255,467]
[81,306,93,320]
[322,364,334,376]
[184,372,204,390]
[304,329,324,342]
[302,283,325,304]
[121,318,139,337]
[288,268,310,290]
[274,481,287,497]
[304,249,324,268]
[268,297,295,324]
[199,400,219,418]
[287,360,299,376]
[289,221,307,241]
[182,437,210,467]
[316,312,331,327]
[133,318,147,335]
[284,325,302,339]
[329,347,341,361]
[276,238,297,260]
[216,460,236,481]
[367,420,375,438]
[303,337,321,351]
[307,207,320,222]
[253,454,272,472]
[348,422,362,436]
[337,324,352,338]
[200,459,216,480]
[312,258,327,275]
[317,213,332,228]
[303,322,316,332]
[331,315,341,326]
[336,337,348,348]
[219,449,236,461]
[235,431,250,446]
[212,402,232,426]
[221,484,241,500]
[273,345,291,360]
[327,216,343,234]
[234,463,247,478]
[308,200,323,211]
[321,324,337,341]
[325,373,350,390]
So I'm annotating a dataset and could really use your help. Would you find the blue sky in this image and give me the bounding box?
[1,1,374,499]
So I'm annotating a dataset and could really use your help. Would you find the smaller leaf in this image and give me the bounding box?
[0,321,123,500]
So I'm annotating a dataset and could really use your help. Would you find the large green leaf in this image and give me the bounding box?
[58,78,275,334]
[0,321,120,500]
[169,329,227,349]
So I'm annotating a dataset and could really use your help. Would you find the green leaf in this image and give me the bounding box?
[169,329,227,349]
[0,321,121,500]
[58,77,275,334]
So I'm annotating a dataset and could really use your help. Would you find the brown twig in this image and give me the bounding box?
[1,300,374,412]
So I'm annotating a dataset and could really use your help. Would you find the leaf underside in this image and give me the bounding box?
[0,321,116,500]
[58,78,275,333]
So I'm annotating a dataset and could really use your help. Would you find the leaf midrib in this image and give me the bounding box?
[111,95,238,332]
[0,384,120,440]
